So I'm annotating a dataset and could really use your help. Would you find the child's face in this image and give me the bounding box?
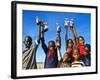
[63,53,69,62]
[73,49,79,61]
[68,40,73,47]
[84,47,90,56]
[79,37,84,44]
[48,42,55,50]
[24,38,31,48]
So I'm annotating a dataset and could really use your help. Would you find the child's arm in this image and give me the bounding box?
[57,47,62,63]
[32,25,41,52]
[70,19,78,47]
[41,30,48,54]
[64,18,69,50]
[56,29,62,62]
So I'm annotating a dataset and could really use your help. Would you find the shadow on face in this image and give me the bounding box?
[84,45,91,56]
[78,36,85,45]
[24,36,32,48]
[48,41,55,50]
[72,48,80,61]
[67,39,73,48]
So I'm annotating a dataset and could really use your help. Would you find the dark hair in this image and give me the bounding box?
[66,39,74,49]
[67,39,73,44]
[78,36,85,43]
[85,44,91,52]
[48,40,56,48]
[23,36,32,45]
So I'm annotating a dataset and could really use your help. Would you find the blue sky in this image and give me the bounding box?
[22,10,91,62]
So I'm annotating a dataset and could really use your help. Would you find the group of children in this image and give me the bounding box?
[59,36,91,68]
[22,18,91,69]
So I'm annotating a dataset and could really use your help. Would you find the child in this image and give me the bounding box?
[82,44,91,66]
[41,30,58,68]
[66,39,74,53]
[66,39,74,63]
[71,48,84,67]
[60,52,71,67]
[77,36,85,57]
[22,26,41,69]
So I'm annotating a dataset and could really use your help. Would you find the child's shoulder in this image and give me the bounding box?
[79,60,84,63]
[78,60,85,66]
[71,60,85,67]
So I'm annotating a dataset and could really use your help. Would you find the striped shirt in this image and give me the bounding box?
[71,60,85,67]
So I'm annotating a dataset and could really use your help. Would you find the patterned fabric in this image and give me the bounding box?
[22,41,38,69]
[71,60,85,67]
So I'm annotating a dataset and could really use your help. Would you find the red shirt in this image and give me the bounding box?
[66,42,73,54]
[48,50,55,58]
[67,48,73,54]
[77,43,85,56]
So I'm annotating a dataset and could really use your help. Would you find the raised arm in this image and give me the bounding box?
[56,24,62,62]
[64,18,69,50]
[32,25,41,51]
[41,28,48,54]
[70,19,78,47]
